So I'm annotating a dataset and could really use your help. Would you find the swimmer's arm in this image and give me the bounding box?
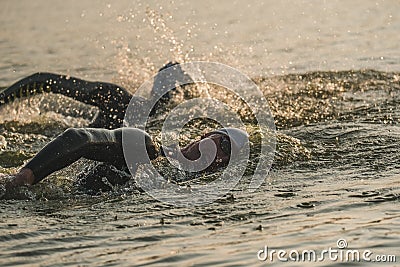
[0,72,131,108]
[6,128,159,189]
[6,128,120,188]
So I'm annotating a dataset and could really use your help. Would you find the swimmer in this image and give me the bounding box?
[1,62,249,193]
[5,127,248,193]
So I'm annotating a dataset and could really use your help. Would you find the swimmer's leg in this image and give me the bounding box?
[0,72,135,128]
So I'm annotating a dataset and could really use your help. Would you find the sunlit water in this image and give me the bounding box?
[0,1,399,266]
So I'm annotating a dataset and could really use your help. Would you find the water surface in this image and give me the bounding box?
[0,1,399,266]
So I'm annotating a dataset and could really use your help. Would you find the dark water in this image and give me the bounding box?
[0,69,399,266]
[1,1,400,266]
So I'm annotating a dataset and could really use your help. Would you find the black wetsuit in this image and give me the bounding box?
[24,128,159,192]
[0,72,143,129]
[0,62,191,192]
[0,62,191,128]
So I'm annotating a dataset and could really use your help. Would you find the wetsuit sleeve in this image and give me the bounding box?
[0,72,136,129]
[24,128,158,184]
[0,72,131,109]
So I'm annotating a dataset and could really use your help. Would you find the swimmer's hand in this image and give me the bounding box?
[4,168,35,190]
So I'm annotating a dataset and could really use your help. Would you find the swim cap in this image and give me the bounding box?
[209,128,249,155]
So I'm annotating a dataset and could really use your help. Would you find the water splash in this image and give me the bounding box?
[145,8,196,64]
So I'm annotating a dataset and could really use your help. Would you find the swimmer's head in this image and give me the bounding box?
[204,128,249,156]
[163,128,249,172]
